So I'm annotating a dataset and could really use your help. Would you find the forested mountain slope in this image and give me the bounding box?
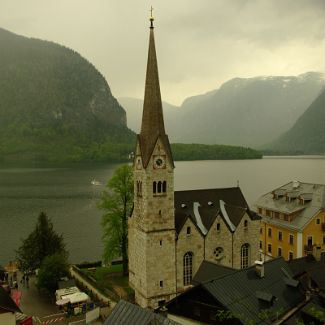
[0,28,134,163]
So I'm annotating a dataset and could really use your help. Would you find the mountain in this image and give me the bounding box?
[266,88,325,154]
[122,73,325,148]
[0,28,135,163]
[176,72,325,147]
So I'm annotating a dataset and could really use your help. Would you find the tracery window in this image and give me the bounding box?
[183,252,193,286]
[214,247,224,260]
[241,243,250,269]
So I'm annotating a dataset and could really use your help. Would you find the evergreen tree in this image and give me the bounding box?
[99,164,133,276]
[16,212,67,271]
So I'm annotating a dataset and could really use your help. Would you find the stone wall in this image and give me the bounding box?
[176,218,204,292]
[205,215,234,267]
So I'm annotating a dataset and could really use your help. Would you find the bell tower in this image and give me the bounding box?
[128,12,177,309]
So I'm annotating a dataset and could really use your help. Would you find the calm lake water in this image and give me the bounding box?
[1,156,325,265]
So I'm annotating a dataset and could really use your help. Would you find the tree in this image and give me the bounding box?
[99,164,133,276]
[16,212,67,271]
[37,253,69,294]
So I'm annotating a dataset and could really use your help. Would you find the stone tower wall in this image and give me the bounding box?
[129,138,176,308]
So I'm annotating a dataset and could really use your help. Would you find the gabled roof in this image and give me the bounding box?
[104,299,180,325]
[202,258,305,324]
[174,187,260,235]
[0,286,21,313]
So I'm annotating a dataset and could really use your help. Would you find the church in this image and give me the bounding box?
[128,15,261,309]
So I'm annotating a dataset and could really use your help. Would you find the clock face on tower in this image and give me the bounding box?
[153,155,166,169]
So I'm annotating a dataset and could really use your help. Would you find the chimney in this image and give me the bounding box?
[255,260,264,278]
[313,245,322,262]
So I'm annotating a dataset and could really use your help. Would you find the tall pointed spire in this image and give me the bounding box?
[138,12,174,168]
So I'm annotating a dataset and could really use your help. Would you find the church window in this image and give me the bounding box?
[153,181,157,194]
[157,181,162,193]
[216,223,220,231]
[183,252,193,286]
[163,181,167,193]
[159,280,163,287]
[159,210,161,216]
[213,247,224,260]
[186,226,191,235]
[159,240,162,246]
[137,181,142,197]
[244,220,248,228]
[241,243,250,269]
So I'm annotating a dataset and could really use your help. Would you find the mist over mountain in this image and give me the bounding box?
[0,28,135,163]
[122,73,325,148]
[267,88,325,154]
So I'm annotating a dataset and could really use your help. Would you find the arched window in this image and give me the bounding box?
[157,181,162,193]
[187,226,191,235]
[241,243,250,269]
[183,252,193,286]
[216,223,220,231]
[153,181,157,194]
[244,220,248,228]
[163,181,167,193]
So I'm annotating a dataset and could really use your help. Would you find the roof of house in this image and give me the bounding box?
[201,258,304,324]
[192,260,236,285]
[0,286,21,314]
[254,181,325,232]
[104,300,180,325]
[288,252,325,291]
[174,187,260,235]
[189,258,305,324]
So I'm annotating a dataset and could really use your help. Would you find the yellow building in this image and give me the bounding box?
[255,181,325,261]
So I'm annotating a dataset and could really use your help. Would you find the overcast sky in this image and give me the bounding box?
[2,0,325,105]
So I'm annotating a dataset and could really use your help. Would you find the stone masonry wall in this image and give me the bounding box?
[205,215,234,267]
[232,214,261,269]
[176,218,204,293]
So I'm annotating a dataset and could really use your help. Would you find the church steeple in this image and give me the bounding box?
[138,13,174,168]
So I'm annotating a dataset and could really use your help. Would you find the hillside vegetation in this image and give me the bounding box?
[0,28,135,163]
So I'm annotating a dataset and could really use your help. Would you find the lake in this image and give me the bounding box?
[1,156,325,265]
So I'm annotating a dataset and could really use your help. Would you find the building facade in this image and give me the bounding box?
[128,17,261,309]
[255,181,325,261]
